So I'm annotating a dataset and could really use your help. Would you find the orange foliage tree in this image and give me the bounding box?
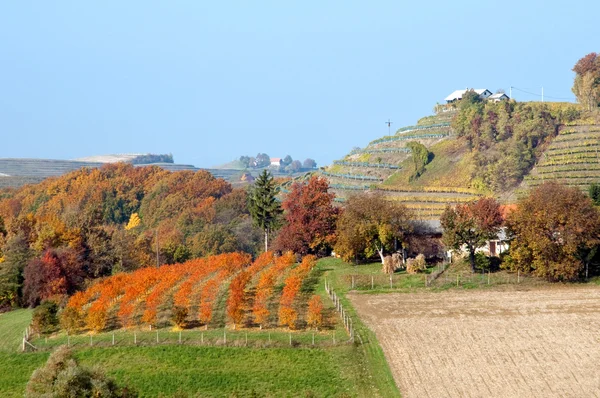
[278,255,316,329]
[252,252,295,328]
[306,295,323,330]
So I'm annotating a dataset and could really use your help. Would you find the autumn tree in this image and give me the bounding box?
[334,192,412,263]
[572,52,600,111]
[306,295,323,330]
[440,197,503,272]
[248,170,282,252]
[274,176,339,256]
[506,182,600,281]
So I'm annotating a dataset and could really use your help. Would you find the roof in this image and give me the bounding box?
[270,158,282,162]
[444,89,490,102]
[489,93,509,100]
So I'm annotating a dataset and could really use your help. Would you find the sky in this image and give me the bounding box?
[1,1,599,168]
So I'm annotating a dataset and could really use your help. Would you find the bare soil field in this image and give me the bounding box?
[350,286,600,398]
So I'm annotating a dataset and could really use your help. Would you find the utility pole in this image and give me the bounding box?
[385,119,393,135]
[541,86,544,102]
[509,86,512,99]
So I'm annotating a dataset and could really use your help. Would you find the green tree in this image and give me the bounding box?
[406,141,430,181]
[589,183,600,206]
[334,192,412,263]
[247,170,282,252]
[506,182,600,281]
[440,197,503,272]
[0,233,32,308]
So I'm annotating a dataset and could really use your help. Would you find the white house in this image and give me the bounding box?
[488,92,510,102]
[270,158,282,167]
[445,88,493,103]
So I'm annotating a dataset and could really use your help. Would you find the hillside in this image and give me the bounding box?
[319,99,587,219]
[522,115,600,192]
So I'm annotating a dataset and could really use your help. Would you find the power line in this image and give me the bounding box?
[511,86,575,101]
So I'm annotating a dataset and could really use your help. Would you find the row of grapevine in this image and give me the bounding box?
[377,185,482,195]
[333,160,401,169]
[321,171,383,182]
[368,132,449,146]
[536,165,600,174]
[395,122,451,134]
[386,195,477,204]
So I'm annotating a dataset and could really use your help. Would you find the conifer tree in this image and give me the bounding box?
[248,170,282,252]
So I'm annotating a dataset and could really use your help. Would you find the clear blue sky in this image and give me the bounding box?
[1,1,598,168]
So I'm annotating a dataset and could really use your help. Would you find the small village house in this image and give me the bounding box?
[270,158,282,167]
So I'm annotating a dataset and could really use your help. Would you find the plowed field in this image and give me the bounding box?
[350,287,600,398]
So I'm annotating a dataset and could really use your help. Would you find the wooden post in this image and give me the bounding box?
[371,276,374,290]
[179,331,182,344]
[268,332,271,344]
[351,275,354,289]
[134,332,137,345]
[312,333,315,346]
[112,333,115,346]
[156,331,159,343]
[90,335,93,346]
[488,271,490,285]
[68,335,70,347]
[518,270,520,283]
[333,331,336,344]
[289,333,292,346]
[456,275,459,287]
[201,332,204,344]
[224,330,226,344]
[424,274,427,287]
[245,333,248,346]
[390,275,392,289]
[22,337,25,352]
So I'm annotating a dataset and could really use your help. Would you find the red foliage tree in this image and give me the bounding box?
[23,250,67,306]
[440,197,503,272]
[274,176,339,256]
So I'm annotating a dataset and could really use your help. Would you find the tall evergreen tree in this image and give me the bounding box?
[248,170,282,252]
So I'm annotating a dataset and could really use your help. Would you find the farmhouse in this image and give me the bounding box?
[444,88,493,103]
[489,92,510,102]
[270,158,282,167]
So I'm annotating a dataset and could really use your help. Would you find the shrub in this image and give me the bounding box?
[31,301,59,335]
[59,307,84,333]
[26,345,136,398]
[171,306,188,329]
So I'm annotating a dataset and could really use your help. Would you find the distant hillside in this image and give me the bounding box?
[317,99,586,220]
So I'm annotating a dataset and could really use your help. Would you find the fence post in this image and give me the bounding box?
[22,337,25,352]
[351,276,355,289]
[312,333,315,346]
[134,332,137,345]
[518,270,520,283]
[245,333,248,346]
[333,331,336,344]
[112,333,115,346]
[488,271,490,285]
[90,334,93,346]
[289,333,292,346]
[179,331,182,344]
[371,276,374,290]
[390,275,393,289]
[224,330,226,344]
[456,275,459,287]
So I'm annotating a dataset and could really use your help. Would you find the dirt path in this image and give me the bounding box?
[350,287,600,398]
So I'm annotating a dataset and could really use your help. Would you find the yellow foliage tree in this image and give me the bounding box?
[125,213,141,230]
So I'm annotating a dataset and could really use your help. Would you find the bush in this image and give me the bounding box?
[26,345,136,398]
[59,307,84,333]
[171,306,188,329]
[31,301,59,335]
[474,252,491,271]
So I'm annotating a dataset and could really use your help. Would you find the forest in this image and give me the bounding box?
[0,164,263,310]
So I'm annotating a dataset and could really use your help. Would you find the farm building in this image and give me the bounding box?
[270,158,282,167]
[489,92,510,102]
[444,88,493,103]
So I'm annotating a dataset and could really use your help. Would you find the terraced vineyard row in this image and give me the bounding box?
[64,252,319,333]
[522,123,600,191]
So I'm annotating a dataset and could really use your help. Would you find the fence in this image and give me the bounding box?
[23,327,351,353]
[368,133,450,146]
[324,281,355,343]
[321,171,383,182]
[341,266,448,291]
